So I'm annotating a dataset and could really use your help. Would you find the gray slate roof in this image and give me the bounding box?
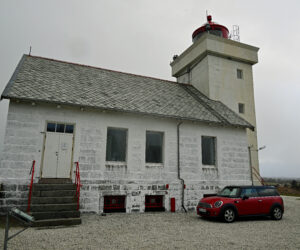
[1,55,253,130]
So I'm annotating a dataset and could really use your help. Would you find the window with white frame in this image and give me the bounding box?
[106,128,127,162]
[146,131,163,164]
[202,136,216,166]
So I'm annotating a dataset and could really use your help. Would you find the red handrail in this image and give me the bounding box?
[27,160,35,213]
[75,161,82,210]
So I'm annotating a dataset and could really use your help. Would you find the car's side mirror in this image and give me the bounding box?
[242,195,249,200]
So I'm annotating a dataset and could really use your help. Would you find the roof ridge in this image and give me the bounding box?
[25,54,191,87]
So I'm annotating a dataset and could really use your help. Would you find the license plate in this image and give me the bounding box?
[199,208,206,213]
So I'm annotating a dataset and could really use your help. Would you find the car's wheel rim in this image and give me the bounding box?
[224,209,234,222]
[274,208,282,219]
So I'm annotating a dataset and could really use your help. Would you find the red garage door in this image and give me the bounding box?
[145,195,165,212]
[104,196,126,213]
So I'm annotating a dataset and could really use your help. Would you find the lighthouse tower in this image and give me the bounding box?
[171,15,260,184]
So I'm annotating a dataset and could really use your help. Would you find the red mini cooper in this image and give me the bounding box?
[197,186,284,223]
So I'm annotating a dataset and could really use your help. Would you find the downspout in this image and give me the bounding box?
[248,146,254,186]
[177,121,187,213]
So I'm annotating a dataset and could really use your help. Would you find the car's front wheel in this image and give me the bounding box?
[223,208,236,223]
[271,206,283,220]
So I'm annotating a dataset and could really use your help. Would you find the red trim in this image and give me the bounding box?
[192,23,229,39]
[27,160,35,213]
[75,161,82,210]
[192,15,229,40]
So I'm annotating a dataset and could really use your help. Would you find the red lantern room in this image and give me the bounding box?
[192,15,229,42]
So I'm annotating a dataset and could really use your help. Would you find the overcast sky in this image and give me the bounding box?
[0,0,299,178]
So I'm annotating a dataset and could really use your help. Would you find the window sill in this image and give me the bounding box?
[202,165,217,170]
[145,163,164,168]
[105,161,127,168]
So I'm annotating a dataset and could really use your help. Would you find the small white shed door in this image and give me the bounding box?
[42,123,74,178]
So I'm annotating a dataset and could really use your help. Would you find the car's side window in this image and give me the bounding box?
[257,188,278,197]
[240,188,258,197]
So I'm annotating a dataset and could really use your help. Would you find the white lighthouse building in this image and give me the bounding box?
[171,15,260,184]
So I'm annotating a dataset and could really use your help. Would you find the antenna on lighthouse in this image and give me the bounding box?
[230,25,240,41]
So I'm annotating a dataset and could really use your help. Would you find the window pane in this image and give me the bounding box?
[106,128,127,162]
[218,187,239,198]
[202,136,216,165]
[237,69,243,79]
[209,29,223,37]
[47,123,56,132]
[146,131,163,163]
[238,103,245,114]
[241,188,258,197]
[257,188,278,197]
[56,124,65,133]
[65,124,74,134]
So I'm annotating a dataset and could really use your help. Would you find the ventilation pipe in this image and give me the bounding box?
[177,121,187,213]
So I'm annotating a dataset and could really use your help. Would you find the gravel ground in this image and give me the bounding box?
[1,196,300,250]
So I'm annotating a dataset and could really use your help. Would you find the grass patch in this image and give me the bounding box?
[276,186,300,197]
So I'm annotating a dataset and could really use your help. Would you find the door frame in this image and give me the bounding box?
[40,120,76,179]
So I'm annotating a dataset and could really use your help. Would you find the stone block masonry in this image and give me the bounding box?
[0,102,251,214]
[0,183,29,213]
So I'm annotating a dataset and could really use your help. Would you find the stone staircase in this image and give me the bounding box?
[30,179,81,227]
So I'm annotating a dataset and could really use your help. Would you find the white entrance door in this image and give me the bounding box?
[42,123,74,178]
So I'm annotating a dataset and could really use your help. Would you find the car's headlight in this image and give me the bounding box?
[214,200,223,208]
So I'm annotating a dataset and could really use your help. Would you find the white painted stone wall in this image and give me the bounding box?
[0,101,251,213]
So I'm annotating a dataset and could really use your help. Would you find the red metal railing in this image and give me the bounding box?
[75,161,82,210]
[27,160,36,213]
[252,167,265,185]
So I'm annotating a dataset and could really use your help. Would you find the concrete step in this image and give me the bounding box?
[30,203,77,212]
[31,196,76,204]
[31,210,80,220]
[33,217,81,227]
[32,189,76,197]
[28,182,81,227]
[33,184,76,191]
[38,178,72,184]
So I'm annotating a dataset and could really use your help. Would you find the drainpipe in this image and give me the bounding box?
[177,121,187,213]
[248,146,254,186]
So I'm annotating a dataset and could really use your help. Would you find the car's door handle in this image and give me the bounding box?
[234,200,239,204]
[258,200,262,202]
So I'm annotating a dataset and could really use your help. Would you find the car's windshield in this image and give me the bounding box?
[217,187,240,197]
